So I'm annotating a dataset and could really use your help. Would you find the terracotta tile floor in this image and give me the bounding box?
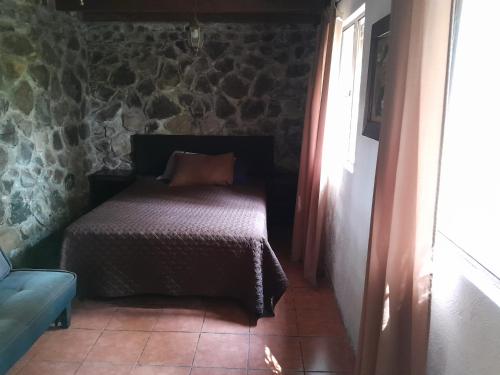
[8,251,354,375]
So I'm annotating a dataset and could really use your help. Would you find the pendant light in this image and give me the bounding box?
[188,0,203,53]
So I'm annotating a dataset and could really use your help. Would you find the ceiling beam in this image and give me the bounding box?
[55,0,327,23]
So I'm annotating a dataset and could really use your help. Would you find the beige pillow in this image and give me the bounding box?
[157,150,197,181]
[169,153,235,187]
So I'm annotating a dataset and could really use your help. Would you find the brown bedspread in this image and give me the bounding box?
[60,178,288,317]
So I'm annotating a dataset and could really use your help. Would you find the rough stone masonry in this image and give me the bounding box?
[0,0,318,258]
[0,0,91,258]
[84,22,317,172]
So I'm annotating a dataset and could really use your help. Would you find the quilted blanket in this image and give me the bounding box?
[60,178,288,317]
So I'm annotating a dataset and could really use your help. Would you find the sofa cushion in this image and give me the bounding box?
[0,250,11,281]
[0,270,76,374]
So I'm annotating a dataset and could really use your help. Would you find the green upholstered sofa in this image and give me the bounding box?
[0,249,76,374]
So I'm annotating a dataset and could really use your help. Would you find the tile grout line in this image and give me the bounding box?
[131,316,157,373]
[73,322,107,374]
[246,325,251,372]
[73,304,118,374]
[247,313,252,372]
[13,304,114,375]
[133,332,153,372]
[10,318,78,373]
[189,307,206,372]
[298,334,307,375]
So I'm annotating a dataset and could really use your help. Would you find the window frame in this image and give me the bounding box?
[435,0,500,284]
[337,8,366,172]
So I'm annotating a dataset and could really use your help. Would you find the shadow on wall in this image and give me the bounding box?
[10,230,64,269]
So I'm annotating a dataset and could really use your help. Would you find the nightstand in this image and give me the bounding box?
[268,173,298,226]
[88,169,136,208]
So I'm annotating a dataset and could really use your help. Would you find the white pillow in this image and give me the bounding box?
[157,150,197,180]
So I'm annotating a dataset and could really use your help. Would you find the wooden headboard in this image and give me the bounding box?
[131,135,274,178]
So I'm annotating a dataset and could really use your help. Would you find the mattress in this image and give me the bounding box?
[60,177,288,317]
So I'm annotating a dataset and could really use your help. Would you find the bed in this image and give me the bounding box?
[60,135,288,317]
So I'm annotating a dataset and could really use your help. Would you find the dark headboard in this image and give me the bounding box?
[131,135,274,178]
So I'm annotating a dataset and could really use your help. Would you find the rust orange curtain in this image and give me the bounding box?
[291,8,335,285]
[356,0,453,374]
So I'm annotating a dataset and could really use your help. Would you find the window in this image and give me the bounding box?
[436,0,500,278]
[337,7,365,171]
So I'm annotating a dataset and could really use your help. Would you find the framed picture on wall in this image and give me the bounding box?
[363,14,390,141]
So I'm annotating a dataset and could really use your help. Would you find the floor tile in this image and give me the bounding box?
[296,309,345,337]
[154,308,205,332]
[86,331,150,364]
[249,335,303,371]
[301,337,354,372]
[16,360,80,375]
[131,365,191,375]
[248,370,304,375]
[190,369,246,375]
[161,297,206,309]
[138,332,198,366]
[193,333,249,369]
[76,362,133,374]
[292,288,337,310]
[250,308,298,336]
[202,303,250,334]
[72,302,117,330]
[6,347,37,374]
[107,307,161,331]
[9,245,355,375]
[281,262,310,288]
[32,329,100,362]
[110,296,171,309]
[277,290,295,310]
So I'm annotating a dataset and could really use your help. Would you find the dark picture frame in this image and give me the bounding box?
[363,14,391,141]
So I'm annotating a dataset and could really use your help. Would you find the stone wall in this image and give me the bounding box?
[84,22,317,172]
[0,0,90,259]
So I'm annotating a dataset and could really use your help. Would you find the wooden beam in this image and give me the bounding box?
[56,0,325,13]
[56,0,327,23]
[81,12,322,23]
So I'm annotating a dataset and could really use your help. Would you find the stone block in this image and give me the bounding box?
[0,228,22,251]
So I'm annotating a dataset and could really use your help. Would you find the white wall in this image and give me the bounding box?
[427,240,500,375]
[326,1,500,372]
[429,282,500,375]
[324,0,391,350]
